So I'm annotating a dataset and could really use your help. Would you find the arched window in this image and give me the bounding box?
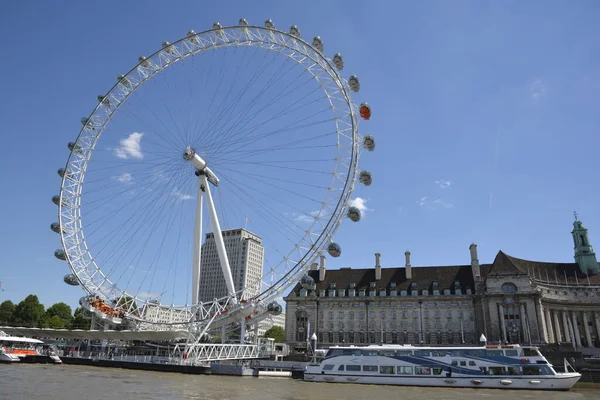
[501,283,517,293]
[295,310,308,342]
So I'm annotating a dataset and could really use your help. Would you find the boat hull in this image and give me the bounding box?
[303,372,580,391]
[0,353,21,363]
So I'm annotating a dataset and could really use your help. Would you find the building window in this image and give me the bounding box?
[349,311,354,319]
[422,289,429,296]
[359,289,366,297]
[380,289,386,297]
[295,311,308,342]
[400,290,407,296]
[501,283,517,293]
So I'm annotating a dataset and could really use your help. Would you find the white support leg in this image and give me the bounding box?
[192,181,204,307]
[240,319,246,344]
[201,174,237,302]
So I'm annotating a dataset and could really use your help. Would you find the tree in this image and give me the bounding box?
[72,306,92,330]
[13,295,45,328]
[0,300,15,326]
[263,326,285,343]
[46,315,65,329]
[46,302,73,328]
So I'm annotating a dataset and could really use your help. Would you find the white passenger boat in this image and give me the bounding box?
[304,344,581,391]
[0,331,62,364]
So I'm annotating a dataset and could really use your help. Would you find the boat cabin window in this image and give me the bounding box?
[432,350,448,357]
[338,365,345,371]
[523,348,541,357]
[469,361,476,366]
[378,350,396,357]
[487,350,503,357]
[460,361,467,366]
[414,350,430,357]
[323,364,335,371]
[379,366,394,374]
[489,367,505,375]
[432,367,444,375]
[362,349,378,356]
[523,365,553,376]
[415,366,431,375]
[451,361,458,366]
[346,365,361,371]
[396,350,413,356]
[397,366,413,375]
[505,349,518,357]
[507,366,520,375]
[326,349,344,357]
[363,365,378,372]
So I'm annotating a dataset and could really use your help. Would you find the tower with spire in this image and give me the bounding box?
[571,212,599,275]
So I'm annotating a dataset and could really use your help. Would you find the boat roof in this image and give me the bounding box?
[0,335,44,344]
[328,344,528,350]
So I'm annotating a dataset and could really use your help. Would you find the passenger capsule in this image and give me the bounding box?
[162,41,175,55]
[64,274,79,286]
[80,117,91,127]
[347,206,361,222]
[289,25,300,37]
[50,222,64,234]
[332,53,344,70]
[117,75,131,88]
[327,242,341,258]
[52,195,64,206]
[138,56,150,68]
[312,36,323,53]
[264,19,274,29]
[239,18,248,26]
[300,274,316,291]
[54,249,66,261]
[359,103,371,120]
[359,170,372,186]
[57,168,74,180]
[68,142,82,155]
[213,22,222,29]
[97,95,110,107]
[348,75,360,92]
[362,135,375,151]
[187,30,199,45]
[267,302,282,315]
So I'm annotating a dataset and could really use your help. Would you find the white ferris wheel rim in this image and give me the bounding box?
[57,24,360,323]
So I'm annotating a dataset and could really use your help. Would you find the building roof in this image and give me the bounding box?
[287,250,600,297]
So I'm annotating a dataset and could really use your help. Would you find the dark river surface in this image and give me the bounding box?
[1,364,599,400]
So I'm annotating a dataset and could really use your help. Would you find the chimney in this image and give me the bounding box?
[405,251,412,280]
[469,243,481,279]
[375,253,381,280]
[310,262,318,271]
[319,254,326,281]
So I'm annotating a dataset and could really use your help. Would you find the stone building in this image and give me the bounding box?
[284,218,600,352]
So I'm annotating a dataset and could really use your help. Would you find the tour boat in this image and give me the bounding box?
[304,344,581,391]
[0,331,62,364]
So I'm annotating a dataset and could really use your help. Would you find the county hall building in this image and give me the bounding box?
[284,218,600,352]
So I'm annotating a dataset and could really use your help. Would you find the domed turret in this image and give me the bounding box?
[327,242,341,257]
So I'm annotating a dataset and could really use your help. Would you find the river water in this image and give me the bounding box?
[1,364,599,400]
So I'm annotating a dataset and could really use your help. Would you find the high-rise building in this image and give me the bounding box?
[198,228,264,303]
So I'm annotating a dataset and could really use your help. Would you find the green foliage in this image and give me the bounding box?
[13,295,45,328]
[72,306,92,330]
[263,325,285,343]
[46,302,73,328]
[45,315,65,329]
[0,300,15,325]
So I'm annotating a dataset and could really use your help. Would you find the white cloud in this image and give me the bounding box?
[116,172,133,184]
[171,189,193,201]
[294,209,326,223]
[528,79,547,103]
[349,197,373,214]
[435,179,452,189]
[418,196,454,210]
[115,132,144,159]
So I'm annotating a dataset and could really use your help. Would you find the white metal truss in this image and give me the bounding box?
[56,23,360,332]
[180,344,261,364]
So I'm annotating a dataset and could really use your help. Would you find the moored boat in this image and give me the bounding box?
[0,331,62,364]
[304,344,580,391]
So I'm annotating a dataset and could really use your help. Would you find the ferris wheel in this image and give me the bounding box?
[52,19,375,333]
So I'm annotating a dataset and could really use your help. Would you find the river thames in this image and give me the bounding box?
[1,364,599,400]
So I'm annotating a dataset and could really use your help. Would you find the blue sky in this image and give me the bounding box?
[0,1,599,311]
